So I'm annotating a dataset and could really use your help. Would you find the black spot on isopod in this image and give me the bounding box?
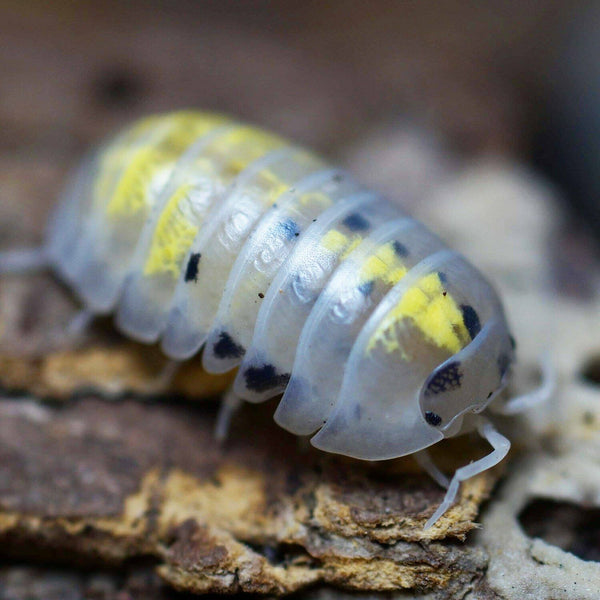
[460,304,481,340]
[509,335,517,350]
[358,280,374,296]
[342,212,370,231]
[244,364,290,393]
[212,331,245,359]
[437,271,448,284]
[487,391,493,399]
[424,361,463,396]
[425,411,442,426]
[392,240,409,257]
[184,253,201,283]
[258,292,265,299]
[279,218,300,240]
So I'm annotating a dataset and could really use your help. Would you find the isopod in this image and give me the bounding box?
[0,111,552,528]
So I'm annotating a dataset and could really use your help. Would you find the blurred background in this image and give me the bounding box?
[2,0,599,286]
[0,1,575,152]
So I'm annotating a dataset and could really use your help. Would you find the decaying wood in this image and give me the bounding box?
[0,394,495,595]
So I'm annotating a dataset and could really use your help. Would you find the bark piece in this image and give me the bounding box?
[0,397,495,595]
[0,565,191,600]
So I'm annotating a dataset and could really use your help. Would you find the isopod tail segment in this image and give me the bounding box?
[0,246,96,343]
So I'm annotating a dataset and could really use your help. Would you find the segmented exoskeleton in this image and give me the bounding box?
[0,111,550,528]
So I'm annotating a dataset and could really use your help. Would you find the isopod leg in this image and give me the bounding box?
[214,388,243,442]
[493,352,556,415]
[0,248,48,274]
[65,308,96,340]
[424,417,510,529]
[156,359,181,389]
[414,449,450,488]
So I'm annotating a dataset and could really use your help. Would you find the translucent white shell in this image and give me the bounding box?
[45,110,515,461]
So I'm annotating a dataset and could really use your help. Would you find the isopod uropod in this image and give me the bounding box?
[0,111,549,528]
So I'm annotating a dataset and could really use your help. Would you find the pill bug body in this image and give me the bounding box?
[18,111,521,526]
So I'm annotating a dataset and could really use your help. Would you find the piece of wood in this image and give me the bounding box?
[0,396,496,595]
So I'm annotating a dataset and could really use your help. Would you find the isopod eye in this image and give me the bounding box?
[424,411,443,427]
[419,318,514,433]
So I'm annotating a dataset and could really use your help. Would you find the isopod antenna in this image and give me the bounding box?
[0,247,49,274]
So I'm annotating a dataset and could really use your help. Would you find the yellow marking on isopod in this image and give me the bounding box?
[320,229,362,258]
[206,126,284,178]
[321,230,348,254]
[143,184,199,277]
[367,272,470,356]
[341,235,363,258]
[139,124,284,278]
[106,145,165,216]
[255,149,326,207]
[94,115,162,206]
[299,190,331,209]
[260,167,293,206]
[360,242,408,286]
[105,112,228,218]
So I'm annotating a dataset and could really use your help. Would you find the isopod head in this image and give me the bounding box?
[419,317,515,436]
[309,250,515,461]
